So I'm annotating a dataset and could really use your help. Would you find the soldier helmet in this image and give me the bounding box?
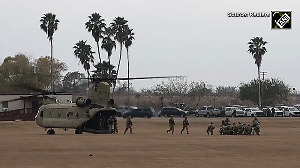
[171,115,173,117]
[211,122,213,124]
[239,122,241,124]
[185,116,187,118]
[128,116,131,118]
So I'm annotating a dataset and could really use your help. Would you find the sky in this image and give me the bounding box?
[0,0,299,91]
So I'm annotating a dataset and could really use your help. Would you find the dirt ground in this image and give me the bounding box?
[0,117,300,168]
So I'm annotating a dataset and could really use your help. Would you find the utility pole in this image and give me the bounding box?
[261,71,267,80]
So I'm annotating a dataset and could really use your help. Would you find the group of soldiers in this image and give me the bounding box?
[219,117,261,135]
[107,115,133,134]
[107,115,260,136]
[167,115,190,134]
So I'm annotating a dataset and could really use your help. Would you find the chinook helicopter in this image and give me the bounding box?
[34,75,181,134]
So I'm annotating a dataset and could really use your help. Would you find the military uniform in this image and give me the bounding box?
[207,122,215,135]
[113,116,118,134]
[232,122,238,135]
[237,122,244,135]
[180,117,190,134]
[107,116,114,133]
[225,117,230,126]
[244,124,252,135]
[124,116,133,134]
[252,117,260,135]
[167,116,175,134]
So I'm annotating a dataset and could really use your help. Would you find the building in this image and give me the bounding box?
[0,94,72,121]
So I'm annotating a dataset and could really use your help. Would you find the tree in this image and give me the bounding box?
[40,13,60,91]
[85,13,106,63]
[93,61,117,82]
[62,71,85,91]
[35,56,67,90]
[247,37,267,107]
[0,54,67,93]
[101,27,116,65]
[124,26,135,108]
[110,17,128,77]
[0,54,34,93]
[215,86,237,97]
[239,78,290,106]
[73,40,95,78]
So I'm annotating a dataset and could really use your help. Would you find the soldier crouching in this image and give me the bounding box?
[207,122,215,135]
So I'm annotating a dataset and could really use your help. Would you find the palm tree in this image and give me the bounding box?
[248,37,267,107]
[73,40,95,78]
[40,13,59,91]
[101,27,116,65]
[110,16,128,77]
[85,13,106,63]
[124,27,135,107]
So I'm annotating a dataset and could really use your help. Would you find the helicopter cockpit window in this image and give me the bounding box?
[40,111,43,117]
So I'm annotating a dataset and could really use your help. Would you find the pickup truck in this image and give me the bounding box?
[195,106,221,117]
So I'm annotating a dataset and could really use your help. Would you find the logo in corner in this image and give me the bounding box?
[271,11,292,29]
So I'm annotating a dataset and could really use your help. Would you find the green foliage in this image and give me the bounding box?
[62,71,85,91]
[0,54,67,93]
[35,56,67,90]
[40,13,59,41]
[188,81,212,97]
[0,54,34,93]
[85,13,106,43]
[85,13,106,62]
[247,37,267,68]
[239,78,290,106]
[110,17,129,76]
[101,27,116,64]
[73,40,95,77]
[92,61,117,86]
[215,86,237,97]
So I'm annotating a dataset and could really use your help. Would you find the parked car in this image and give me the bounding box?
[195,106,214,117]
[123,107,154,118]
[244,108,264,117]
[117,106,137,117]
[225,107,243,117]
[159,107,188,117]
[294,104,300,111]
[283,107,300,117]
[273,108,284,117]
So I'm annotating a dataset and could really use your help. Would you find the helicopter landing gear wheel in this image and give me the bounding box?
[75,126,83,134]
[47,129,55,135]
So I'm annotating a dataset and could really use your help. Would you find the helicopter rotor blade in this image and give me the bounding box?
[116,76,186,80]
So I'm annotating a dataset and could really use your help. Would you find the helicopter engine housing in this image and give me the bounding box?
[76,97,91,107]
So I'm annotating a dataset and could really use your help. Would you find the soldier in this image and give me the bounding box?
[180,116,190,134]
[232,122,238,135]
[271,107,275,117]
[237,122,244,135]
[225,117,230,126]
[113,116,118,134]
[244,124,252,135]
[107,116,114,133]
[252,117,260,135]
[124,116,133,134]
[207,122,215,135]
[167,115,175,134]
[253,117,260,125]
